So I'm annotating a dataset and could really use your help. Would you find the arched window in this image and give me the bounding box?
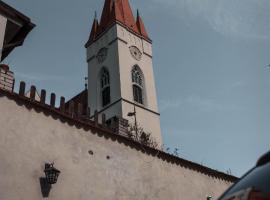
[132,66,144,104]
[100,68,111,107]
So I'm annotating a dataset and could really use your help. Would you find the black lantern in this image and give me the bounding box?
[44,163,61,185]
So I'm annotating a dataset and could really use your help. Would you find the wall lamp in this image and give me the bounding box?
[44,163,61,185]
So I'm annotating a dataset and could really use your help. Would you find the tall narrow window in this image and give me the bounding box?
[132,66,144,104]
[100,68,110,107]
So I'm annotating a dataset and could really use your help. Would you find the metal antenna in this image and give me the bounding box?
[84,77,88,90]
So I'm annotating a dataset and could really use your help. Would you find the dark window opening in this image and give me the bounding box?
[133,85,143,104]
[102,87,111,107]
[100,68,110,107]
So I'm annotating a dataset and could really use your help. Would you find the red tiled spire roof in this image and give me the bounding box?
[115,0,139,33]
[99,0,114,32]
[110,1,125,25]
[85,0,150,47]
[88,13,99,42]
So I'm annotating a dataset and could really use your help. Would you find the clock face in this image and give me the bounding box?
[129,46,142,61]
[96,48,108,63]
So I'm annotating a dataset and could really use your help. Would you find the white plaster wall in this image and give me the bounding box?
[122,101,162,146]
[116,24,161,144]
[116,24,158,112]
[0,15,7,60]
[0,96,232,200]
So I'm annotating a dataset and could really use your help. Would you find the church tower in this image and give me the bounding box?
[85,0,162,145]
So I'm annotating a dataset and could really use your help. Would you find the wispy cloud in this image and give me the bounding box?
[231,81,246,88]
[16,72,65,82]
[149,0,270,40]
[159,98,183,112]
[159,95,240,112]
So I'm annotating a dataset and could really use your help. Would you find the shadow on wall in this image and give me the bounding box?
[39,177,51,198]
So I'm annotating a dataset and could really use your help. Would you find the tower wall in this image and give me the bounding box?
[115,24,162,144]
[87,23,162,145]
[87,25,122,119]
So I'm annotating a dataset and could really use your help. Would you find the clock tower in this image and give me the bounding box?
[85,0,162,145]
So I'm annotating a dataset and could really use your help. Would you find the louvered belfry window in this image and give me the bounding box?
[132,66,144,104]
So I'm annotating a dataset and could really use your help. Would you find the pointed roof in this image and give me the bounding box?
[110,1,125,26]
[89,17,99,41]
[115,0,139,32]
[136,10,149,39]
[99,0,114,32]
[85,0,150,47]
[85,14,99,48]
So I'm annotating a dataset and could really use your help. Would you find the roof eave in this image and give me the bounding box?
[1,22,35,61]
[0,1,35,61]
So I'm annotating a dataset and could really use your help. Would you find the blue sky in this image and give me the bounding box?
[3,0,270,177]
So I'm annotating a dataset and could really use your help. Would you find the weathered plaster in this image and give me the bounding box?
[0,95,232,200]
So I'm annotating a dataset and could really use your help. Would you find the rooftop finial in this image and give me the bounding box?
[85,77,88,90]
[137,9,140,18]
[94,11,97,20]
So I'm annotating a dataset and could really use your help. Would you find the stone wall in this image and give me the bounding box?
[0,91,235,200]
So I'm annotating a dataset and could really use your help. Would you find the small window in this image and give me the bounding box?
[101,69,110,88]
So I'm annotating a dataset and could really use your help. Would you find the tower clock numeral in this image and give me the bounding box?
[129,46,142,61]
